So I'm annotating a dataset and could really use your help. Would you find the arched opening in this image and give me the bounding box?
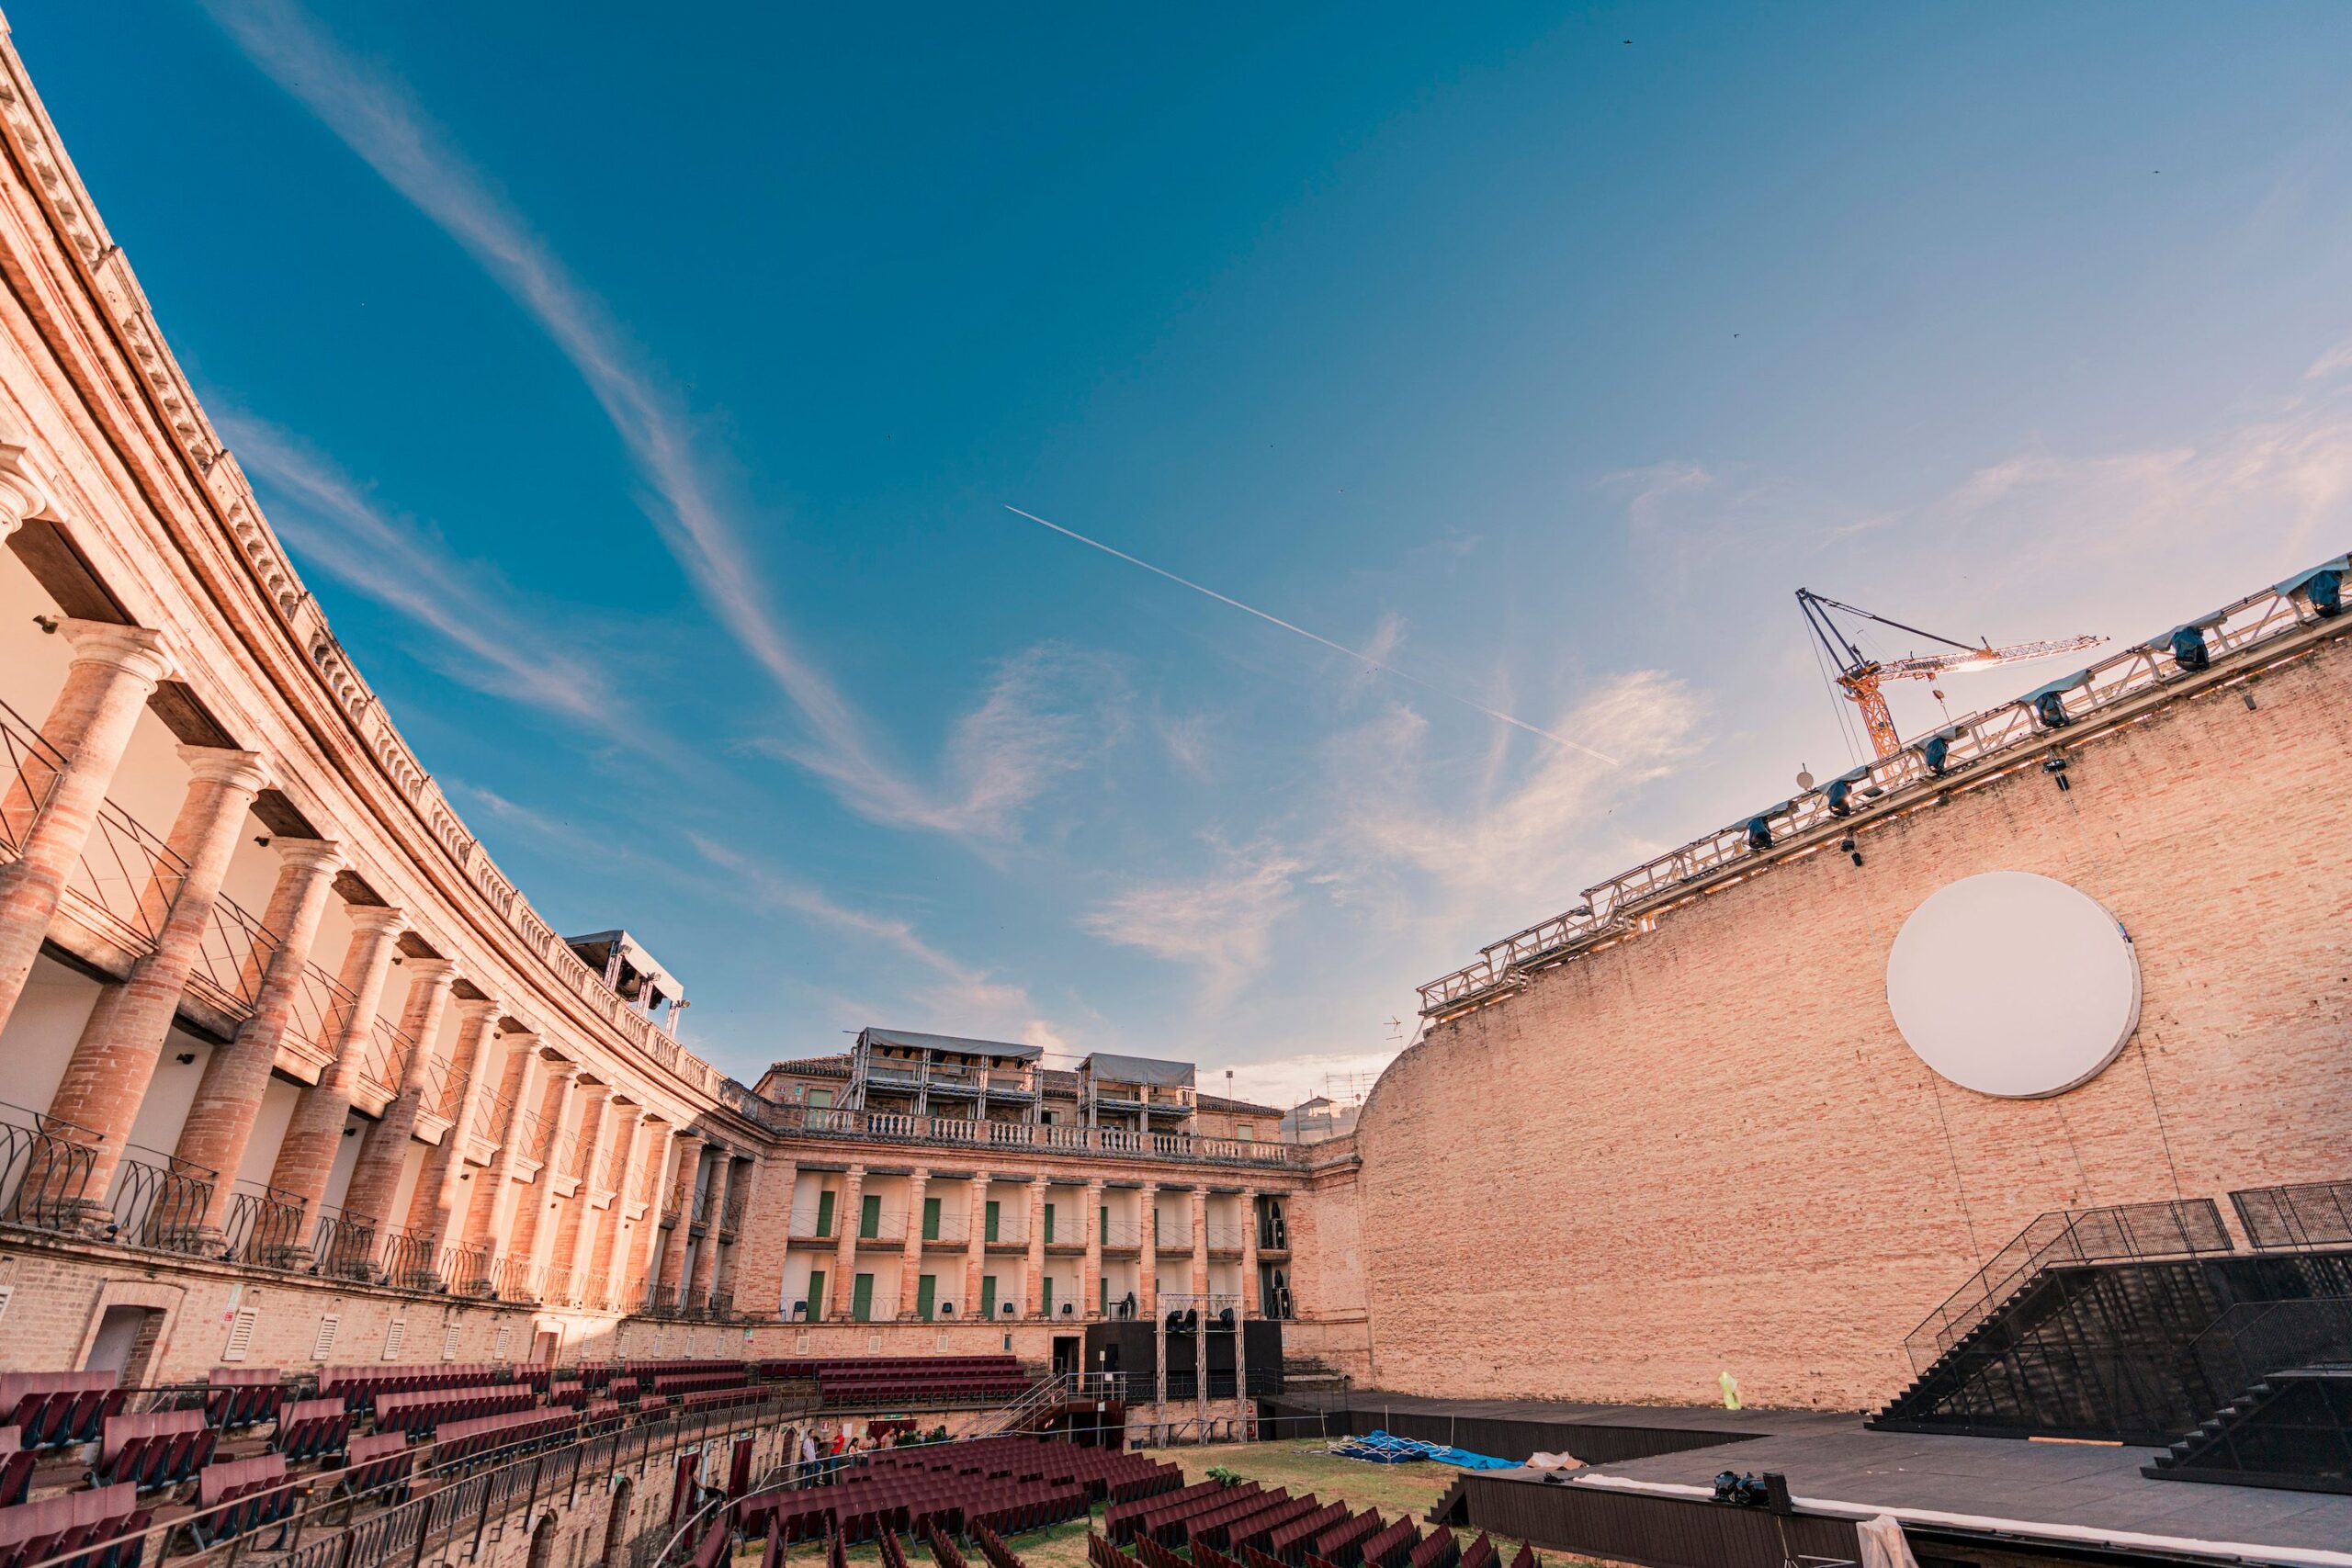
[526,1511,559,1568]
[599,1477,635,1568]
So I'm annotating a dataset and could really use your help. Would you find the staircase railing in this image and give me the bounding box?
[1904,1199,2232,1371]
[2180,1295,2352,1416]
[970,1371,1125,1437]
[2231,1181,2352,1250]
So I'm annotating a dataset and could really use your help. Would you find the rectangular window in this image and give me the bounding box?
[922,1196,941,1240]
[814,1190,835,1238]
[1043,1202,1057,1244]
[984,1200,1000,1243]
[808,1089,832,1110]
[808,1269,828,1321]
[1041,1276,1054,1318]
[859,1193,881,1239]
[1238,1123,1254,1141]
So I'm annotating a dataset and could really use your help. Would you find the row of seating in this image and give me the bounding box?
[872,1438,1176,1506]
[0,1483,149,1568]
[372,1385,535,1437]
[814,1371,1031,1408]
[1314,1510,1384,1568]
[1118,1479,1262,1547]
[199,1371,284,1433]
[652,1373,748,1397]
[758,1356,1023,1380]
[969,1520,1026,1568]
[1269,1502,1350,1562]
[1408,1530,1459,1568]
[1360,1517,1423,1568]
[186,1456,302,1550]
[92,1412,216,1493]
[1,1377,124,1453]
[432,1410,579,1469]
[1200,1492,1323,1555]
[332,1434,414,1503]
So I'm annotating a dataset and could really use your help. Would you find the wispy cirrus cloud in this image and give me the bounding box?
[1082,840,1304,1006]
[201,0,1107,841]
[223,412,628,733]
[687,835,1069,1047]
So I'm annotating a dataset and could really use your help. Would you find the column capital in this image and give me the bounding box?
[454,995,503,1022]
[0,443,55,534]
[672,1127,705,1145]
[403,955,461,987]
[56,618,174,684]
[346,905,408,940]
[271,837,344,875]
[541,1057,582,1082]
[175,744,271,794]
[1086,1176,1104,1190]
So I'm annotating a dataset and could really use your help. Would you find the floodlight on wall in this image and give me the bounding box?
[2280,558,2350,619]
[941,1303,955,1317]
[2044,757,2071,793]
[1000,1302,1015,1317]
[790,1302,808,1320]
[1218,1308,1235,1327]
[1166,1311,1185,1331]
[1059,1303,1074,1316]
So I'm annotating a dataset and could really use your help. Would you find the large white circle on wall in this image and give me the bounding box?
[1885,871,2140,1098]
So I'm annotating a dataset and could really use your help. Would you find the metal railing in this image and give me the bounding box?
[105,1145,216,1250]
[1098,1217,1144,1247]
[0,1100,100,1230]
[2232,1180,2352,1250]
[1904,1199,2233,1371]
[1204,1222,1247,1250]
[787,1204,834,1239]
[763,1103,1301,1167]
[519,1110,558,1164]
[2182,1296,2352,1416]
[580,1270,610,1312]
[357,1017,414,1100]
[0,694,66,859]
[379,1224,442,1291]
[545,1264,576,1306]
[921,1213,970,1244]
[1420,559,2352,1015]
[593,1145,626,1194]
[719,1191,745,1234]
[181,890,281,1019]
[690,1185,715,1226]
[61,796,187,956]
[442,1240,494,1296]
[490,1254,543,1304]
[221,1180,308,1263]
[285,960,358,1069]
[469,1085,514,1146]
[311,1206,380,1280]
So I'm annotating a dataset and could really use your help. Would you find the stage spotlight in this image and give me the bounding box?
[2044,757,2071,793]
[2032,692,2072,728]
[1745,815,1772,852]
[941,1303,955,1317]
[2312,568,2345,617]
[1921,735,1951,775]
[1825,779,1852,817]
[1218,1307,1236,1327]
[1166,1311,1186,1331]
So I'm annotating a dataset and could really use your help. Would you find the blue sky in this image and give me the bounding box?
[21,2,2352,1099]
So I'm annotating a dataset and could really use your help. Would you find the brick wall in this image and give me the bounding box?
[1354,637,2352,1411]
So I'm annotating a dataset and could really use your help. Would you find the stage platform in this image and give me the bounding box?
[1263,1391,2352,1566]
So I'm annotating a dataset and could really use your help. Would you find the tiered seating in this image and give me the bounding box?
[1406,1532,1457,1568]
[1107,1479,1230,1544]
[1359,1517,1421,1568]
[1088,1533,1135,1568]
[673,1388,777,1419]
[924,1518,969,1568]
[272,1399,354,1462]
[1133,1536,1187,1568]
[0,1430,29,1509]
[754,1357,1031,1409]
[1455,1535,1496,1568]
[431,1409,579,1467]
[92,1411,216,1493]
[968,1521,1026,1568]
[652,1372,749,1400]
[1197,1491,1318,1555]
[0,1482,149,1568]
[1269,1502,1349,1563]
[186,1456,302,1548]
[618,1359,744,1383]
[202,1370,285,1432]
[331,1433,413,1502]
[372,1384,535,1437]
[318,1364,517,1415]
[1312,1511,1383,1568]
[1,1374,122,1452]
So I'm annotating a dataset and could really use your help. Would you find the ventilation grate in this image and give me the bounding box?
[311,1314,340,1361]
[223,1305,259,1362]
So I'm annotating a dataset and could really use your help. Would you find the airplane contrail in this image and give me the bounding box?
[1004,505,1620,765]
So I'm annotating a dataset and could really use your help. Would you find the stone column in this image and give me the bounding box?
[1137,1182,1159,1324]
[688,1147,731,1308]
[653,1132,705,1306]
[269,908,407,1245]
[1189,1188,1210,1298]
[898,1168,929,1319]
[616,1114,671,1308]
[714,1156,754,1308]
[831,1165,865,1319]
[406,997,503,1249]
[1024,1179,1046,1319]
[461,1031,543,1253]
[1082,1178,1104,1321]
[729,1151,796,1320]
[171,837,342,1235]
[962,1171,988,1323]
[0,620,175,1038]
[518,1062,581,1277]
[46,746,270,1203]
[556,1082,614,1299]
[1240,1189,1261,1316]
[340,956,459,1224]
[584,1103,645,1307]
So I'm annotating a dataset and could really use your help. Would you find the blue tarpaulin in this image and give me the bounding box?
[1330,1430,1516,1470]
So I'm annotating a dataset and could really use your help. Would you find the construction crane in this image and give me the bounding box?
[1796,589,2102,759]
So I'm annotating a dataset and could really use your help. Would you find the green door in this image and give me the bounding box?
[1041,1277,1054,1318]
[852,1273,874,1323]
[916,1274,936,1321]
[984,1200,1001,1242]
[860,1193,881,1239]
[1044,1202,1057,1244]
[980,1275,997,1318]
[814,1190,835,1238]
[1101,1203,1109,1242]
[807,1269,827,1321]
[1099,1278,1108,1316]
[922,1196,941,1240]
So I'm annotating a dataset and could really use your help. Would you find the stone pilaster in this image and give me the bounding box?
[461,1031,542,1254]
[1190,1188,1211,1299]
[1082,1178,1104,1320]
[898,1168,929,1319]
[832,1165,865,1319]
[556,1082,614,1298]
[341,956,459,1224]
[1024,1179,1046,1319]
[0,620,174,1036]
[1241,1189,1261,1316]
[269,906,407,1245]
[517,1062,581,1277]
[407,996,503,1249]
[1138,1181,1159,1324]
[652,1132,705,1306]
[729,1151,796,1320]
[688,1148,731,1307]
[47,745,270,1203]
[172,837,342,1235]
[962,1171,988,1323]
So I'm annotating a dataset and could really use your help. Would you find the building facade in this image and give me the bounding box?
[0,21,1357,1391]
